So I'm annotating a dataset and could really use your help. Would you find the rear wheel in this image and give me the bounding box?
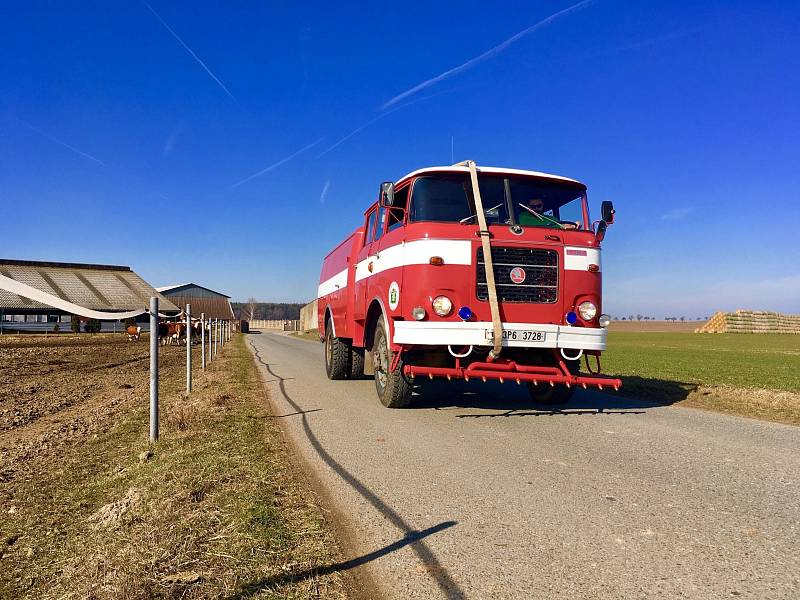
[349,346,365,379]
[527,357,579,404]
[324,322,350,380]
[372,320,411,408]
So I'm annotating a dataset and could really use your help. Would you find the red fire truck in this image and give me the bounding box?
[317,161,622,408]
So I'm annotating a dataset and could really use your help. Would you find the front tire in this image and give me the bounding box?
[527,357,579,404]
[324,323,350,380]
[372,320,411,408]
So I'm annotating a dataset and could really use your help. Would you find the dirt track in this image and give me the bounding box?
[0,334,190,485]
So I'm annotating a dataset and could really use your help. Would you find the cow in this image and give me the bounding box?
[191,320,203,344]
[158,321,186,345]
[126,325,141,341]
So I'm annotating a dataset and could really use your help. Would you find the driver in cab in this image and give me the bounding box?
[518,197,578,230]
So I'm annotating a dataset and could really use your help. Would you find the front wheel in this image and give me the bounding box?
[372,320,412,408]
[324,323,350,380]
[527,357,579,404]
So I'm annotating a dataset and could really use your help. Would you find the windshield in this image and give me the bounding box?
[408,174,588,230]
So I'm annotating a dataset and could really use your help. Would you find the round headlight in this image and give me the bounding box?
[578,301,597,321]
[432,296,453,317]
[598,314,611,328]
[411,306,426,321]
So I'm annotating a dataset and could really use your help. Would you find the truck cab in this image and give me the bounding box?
[317,163,621,407]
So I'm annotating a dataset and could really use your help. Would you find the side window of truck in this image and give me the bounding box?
[365,210,377,245]
[374,207,386,241]
[387,185,409,232]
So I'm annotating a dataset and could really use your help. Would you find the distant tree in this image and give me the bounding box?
[621,317,626,321]
[84,319,101,333]
[680,316,686,322]
[246,297,258,321]
[70,315,81,333]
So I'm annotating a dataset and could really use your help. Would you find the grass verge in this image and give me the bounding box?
[603,332,800,425]
[0,334,344,599]
[289,331,321,342]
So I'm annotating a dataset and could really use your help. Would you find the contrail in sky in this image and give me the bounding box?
[143,2,237,102]
[18,119,106,166]
[317,89,454,158]
[380,0,595,110]
[232,138,324,188]
[319,179,331,204]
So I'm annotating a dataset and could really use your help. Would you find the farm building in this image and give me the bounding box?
[0,258,179,332]
[155,283,235,321]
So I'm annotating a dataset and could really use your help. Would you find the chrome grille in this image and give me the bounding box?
[476,247,559,303]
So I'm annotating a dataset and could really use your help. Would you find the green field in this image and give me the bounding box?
[604,332,799,392]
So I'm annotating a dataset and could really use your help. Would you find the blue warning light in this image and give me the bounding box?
[565,311,578,325]
[458,306,473,321]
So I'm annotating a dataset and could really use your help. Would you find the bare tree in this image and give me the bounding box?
[246,297,258,321]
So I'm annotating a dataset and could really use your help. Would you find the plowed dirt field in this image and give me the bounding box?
[0,334,189,485]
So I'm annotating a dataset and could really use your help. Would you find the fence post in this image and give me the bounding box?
[214,319,218,357]
[201,312,206,370]
[186,303,192,392]
[150,297,159,443]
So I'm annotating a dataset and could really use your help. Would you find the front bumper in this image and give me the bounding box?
[393,321,607,351]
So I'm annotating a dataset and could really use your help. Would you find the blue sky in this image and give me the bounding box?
[1,1,798,316]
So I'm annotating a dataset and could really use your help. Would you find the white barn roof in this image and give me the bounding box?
[0,259,179,313]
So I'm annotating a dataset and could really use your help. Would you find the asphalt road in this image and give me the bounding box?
[248,331,799,599]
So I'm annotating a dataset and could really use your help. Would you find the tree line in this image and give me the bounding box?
[232,301,304,321]
[612,315,710,322]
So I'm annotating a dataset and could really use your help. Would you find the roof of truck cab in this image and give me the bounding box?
[396,166,583,186]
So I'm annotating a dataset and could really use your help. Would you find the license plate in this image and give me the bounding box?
[485,329,546,342]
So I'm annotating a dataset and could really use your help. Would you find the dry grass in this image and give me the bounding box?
[679,385,800,426]
[289,331,322,342]
[0,335,345,599]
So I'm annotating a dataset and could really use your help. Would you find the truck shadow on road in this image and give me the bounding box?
[247,340,467,599]
[225,521,457,600]
[411,376,695,418]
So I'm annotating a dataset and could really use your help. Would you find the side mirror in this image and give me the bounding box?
[601,200,615,224]
[380,181,395,207]
[595,220,607,242]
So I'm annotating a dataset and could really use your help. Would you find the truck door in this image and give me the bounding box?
[373,185,409,323]
[353,206,378,322]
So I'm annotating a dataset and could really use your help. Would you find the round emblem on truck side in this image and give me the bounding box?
[388,281,400,310]
[509,267,526,284]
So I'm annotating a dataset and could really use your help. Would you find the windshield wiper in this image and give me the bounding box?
[518,203,565,229]
[460,203,504,224]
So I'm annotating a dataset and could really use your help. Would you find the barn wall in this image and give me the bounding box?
[160,286,235,320]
